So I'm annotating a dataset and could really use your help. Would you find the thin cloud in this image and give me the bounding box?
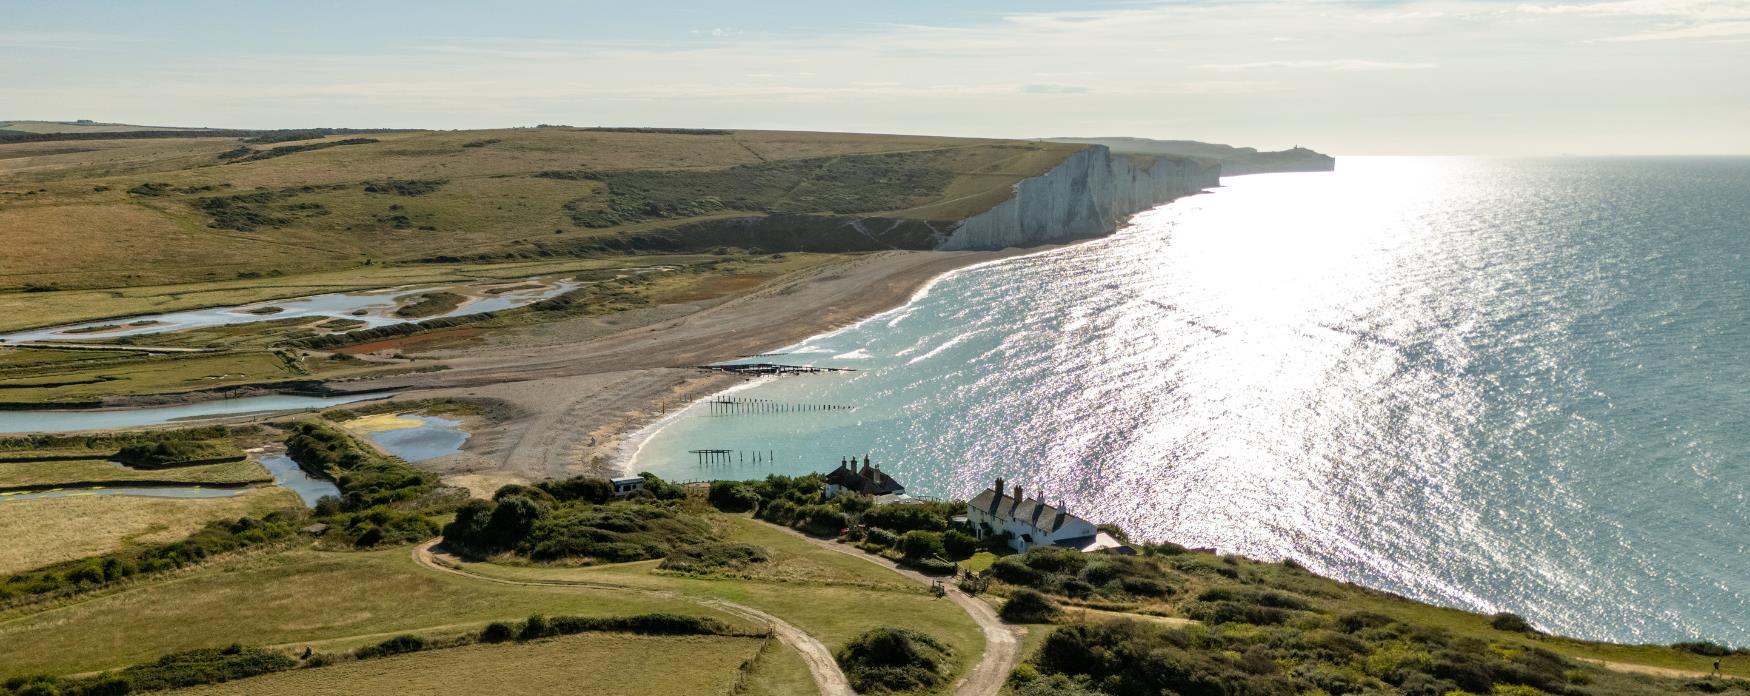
[1198,60,1438,72]
[1606,19,1750,39]
[1020,83,1092,94]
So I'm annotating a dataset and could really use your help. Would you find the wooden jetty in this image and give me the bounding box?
[689,449,777,465]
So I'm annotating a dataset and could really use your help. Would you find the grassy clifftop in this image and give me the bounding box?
[0,127,1084,291]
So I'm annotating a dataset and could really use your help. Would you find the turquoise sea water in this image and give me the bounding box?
[631,157,1750,646]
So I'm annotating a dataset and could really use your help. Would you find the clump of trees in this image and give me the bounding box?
[835,627,955,694]
[440,475,706,563]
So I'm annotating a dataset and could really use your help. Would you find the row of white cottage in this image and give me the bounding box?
[964,477,1130,554]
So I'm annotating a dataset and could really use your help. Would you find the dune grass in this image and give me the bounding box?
[0,487,297,576]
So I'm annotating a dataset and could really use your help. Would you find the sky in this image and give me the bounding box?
[2,0,1747,155]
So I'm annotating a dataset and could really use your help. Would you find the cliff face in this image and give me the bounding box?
[938,146,1219,250]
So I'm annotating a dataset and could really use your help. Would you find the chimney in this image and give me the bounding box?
[1012,484,1024,502]
[994,477,1004,496]
[1053,501,1068,531]
[990,478,1005,514]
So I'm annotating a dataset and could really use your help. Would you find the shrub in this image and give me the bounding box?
[898,530,945,559]
[1000,589,1061,624]
[1671,641,1741,657]
[942,529,978,559]
[865,527,898,548]
[1489,612,1536,634]
[480,622,515,643]
[906,557,957,575]
[835,627,954,694]
[520,615,549,640]
[538,476,615,504]
[862,503,949,533]
[796,504,848,535]
[1183,600,1291,626]
[355,635,425,659]
[707,481,761,512]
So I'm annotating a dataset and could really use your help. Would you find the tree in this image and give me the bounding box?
[485,495,546,548]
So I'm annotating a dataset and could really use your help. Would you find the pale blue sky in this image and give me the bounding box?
[3,0,1747,154]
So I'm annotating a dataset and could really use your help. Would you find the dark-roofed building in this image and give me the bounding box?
[966,477,1130,554]
[823,455,906,499]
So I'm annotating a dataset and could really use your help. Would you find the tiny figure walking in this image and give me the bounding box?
[302,645,313,660]
[1714,659,1721,675]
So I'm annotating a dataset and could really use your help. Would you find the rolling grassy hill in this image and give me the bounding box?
[0,127,1084,292]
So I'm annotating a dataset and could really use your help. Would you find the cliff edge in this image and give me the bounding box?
[938,145,1218,250]
[1044,136,1336,177]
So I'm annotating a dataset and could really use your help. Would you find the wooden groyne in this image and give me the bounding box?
[701,363,855,376]
[707,397,853,416]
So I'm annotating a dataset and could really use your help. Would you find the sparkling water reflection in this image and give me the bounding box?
[635,158,1750,645]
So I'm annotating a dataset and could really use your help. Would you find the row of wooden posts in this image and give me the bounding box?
[708,397,852,416]
[688,449,777,465]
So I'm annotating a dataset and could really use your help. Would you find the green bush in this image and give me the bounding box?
[355,635,425,659]
[1000,588,1062,624]
[898,530,945,559]
[535,476,612,504]
[835,627,955,695]
[1489,612,1537,634]
[942,529,978,559]
[707,481,761,512]
[862,503,949,533]
[479,622,515,643]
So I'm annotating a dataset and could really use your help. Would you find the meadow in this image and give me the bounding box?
[166,633,770,696]
[0,487,296,576]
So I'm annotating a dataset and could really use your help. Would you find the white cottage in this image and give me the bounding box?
[965,478,1130,554]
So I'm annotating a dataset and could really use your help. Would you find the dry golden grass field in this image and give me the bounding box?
[0,487,297,575]
[166,633,770,696]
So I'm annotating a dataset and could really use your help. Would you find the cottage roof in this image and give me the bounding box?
[824,458,905,496]
[968,485,1081,533]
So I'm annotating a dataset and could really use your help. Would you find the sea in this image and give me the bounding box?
[630,156,1750,646]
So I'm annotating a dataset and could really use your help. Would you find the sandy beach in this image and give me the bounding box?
[355,248,1026,487]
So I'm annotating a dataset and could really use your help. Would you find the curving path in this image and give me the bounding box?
[763,524,1023,696]
[411,539,853,696]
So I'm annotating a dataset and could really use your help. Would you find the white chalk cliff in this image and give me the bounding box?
[938,145,1220,250]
